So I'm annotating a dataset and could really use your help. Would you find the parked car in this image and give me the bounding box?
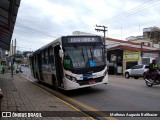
[125,64,149,79]
[21,64,25,66]
[16,64,23,73]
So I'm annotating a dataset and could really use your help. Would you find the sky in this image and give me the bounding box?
[12,0,160,52]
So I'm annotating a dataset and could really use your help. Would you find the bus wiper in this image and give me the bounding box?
[81,49,85,63]
[89,48,93,60]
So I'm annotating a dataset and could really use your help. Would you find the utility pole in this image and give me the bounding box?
[141,42,144,58]
[140,42,144,64]
[158,42,160,68]
[14,39,16,54]
[95,25,108,53]
[12,40,13,56]
[95,25,108,63]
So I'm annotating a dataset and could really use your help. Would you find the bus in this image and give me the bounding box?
[30,35,108,90]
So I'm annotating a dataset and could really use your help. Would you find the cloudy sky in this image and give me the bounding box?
[12,0,160,51]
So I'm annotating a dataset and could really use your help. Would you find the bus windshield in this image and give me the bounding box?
[63,45,105,69]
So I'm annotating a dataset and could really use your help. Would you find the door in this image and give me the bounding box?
[37,53,44,81]
[130,65,143,76]
[54,45,64,88]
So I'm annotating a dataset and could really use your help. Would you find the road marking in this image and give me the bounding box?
[20,75,117,120]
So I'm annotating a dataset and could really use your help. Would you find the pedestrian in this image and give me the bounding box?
[114,62,117,75]
[2,64,5,74]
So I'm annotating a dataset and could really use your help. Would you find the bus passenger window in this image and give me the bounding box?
[42,52,45,64]
[49,48,54,64]
[49,55,54,64]
[45,50,48,64]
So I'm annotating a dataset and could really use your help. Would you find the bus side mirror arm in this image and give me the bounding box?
[59,49,64,58]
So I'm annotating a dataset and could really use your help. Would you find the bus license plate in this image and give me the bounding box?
[89,80,95,85]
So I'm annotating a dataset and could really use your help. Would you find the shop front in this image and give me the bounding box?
[107,50,140,75]
[107,49,123,75]
[122,51,140,74]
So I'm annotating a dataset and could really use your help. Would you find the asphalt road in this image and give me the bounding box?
[67,76,160,111]
[21,66,160,120]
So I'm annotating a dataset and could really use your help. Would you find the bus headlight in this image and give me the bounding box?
[103,69,108,77]
[65,74,77,82]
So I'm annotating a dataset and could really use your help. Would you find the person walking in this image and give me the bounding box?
[2,64,5,74]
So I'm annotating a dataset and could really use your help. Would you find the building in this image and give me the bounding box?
[126,26,160,48]
[106,37,159,75]
[72,31,93,35]
[8,43,16,56]
[0,48,7,64]
[143,27,160,44]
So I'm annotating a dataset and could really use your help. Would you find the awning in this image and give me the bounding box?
[0,0,21,50]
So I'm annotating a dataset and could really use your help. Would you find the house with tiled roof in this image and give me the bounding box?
[105,37,159,75]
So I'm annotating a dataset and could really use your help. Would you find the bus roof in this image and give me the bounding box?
[32,35,101,54]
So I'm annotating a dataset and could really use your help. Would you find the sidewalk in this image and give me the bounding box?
[0,73,93,120]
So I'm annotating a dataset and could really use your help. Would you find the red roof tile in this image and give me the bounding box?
[106,37,141,45]
[108,45,159,53]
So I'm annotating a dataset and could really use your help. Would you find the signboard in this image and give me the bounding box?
[124,52,139,61]
[62,36,102,44]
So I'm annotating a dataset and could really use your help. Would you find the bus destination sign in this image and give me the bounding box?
[66,37,102,43]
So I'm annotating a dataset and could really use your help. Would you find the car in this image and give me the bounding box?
[125,64,149,79]
[15,64,23,73]
[21,64,25,66]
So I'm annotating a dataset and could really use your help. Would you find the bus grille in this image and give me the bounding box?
[77,77,104,86]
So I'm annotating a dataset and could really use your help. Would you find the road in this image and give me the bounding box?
[21,66,160,120]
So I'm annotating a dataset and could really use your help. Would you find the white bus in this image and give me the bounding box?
[30,35,108,90]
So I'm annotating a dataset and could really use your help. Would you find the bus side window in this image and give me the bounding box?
[49,47,54,65]
[45,49,48,64]
[42,50,47,64]
[42,52,44,64]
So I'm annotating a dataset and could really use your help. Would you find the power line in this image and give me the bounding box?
[103,16,160,40]
[122,18,160,36]
[84,0,160,34]
[15,23,58,38]
[100,0,160,24]
[14,29,58,40]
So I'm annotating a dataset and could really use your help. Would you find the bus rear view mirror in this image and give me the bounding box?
[59,49,64,58]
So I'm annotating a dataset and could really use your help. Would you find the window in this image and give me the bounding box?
[145,65,149,69]
[45,50,48,64]
[63,45,104,69]
[132,65,143,69]
[42,50,48,64]
[49,47,54,64]
[42,52,45,64]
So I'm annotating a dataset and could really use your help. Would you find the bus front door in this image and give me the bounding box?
[54,46,64,89]
[37,53,44,82]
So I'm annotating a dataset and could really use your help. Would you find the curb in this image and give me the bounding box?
[19,75,96,120]
[20,74,117,120]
